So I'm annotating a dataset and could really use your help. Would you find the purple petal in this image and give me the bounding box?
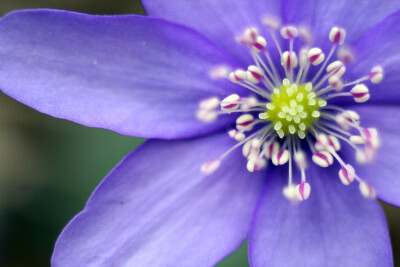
[0,9,241,139]
[249,166,392,267]
[143,0,282,64]
[282,0,400,49]
[345,10,400,104]
[52,132,265,267]
[341,105,400,207]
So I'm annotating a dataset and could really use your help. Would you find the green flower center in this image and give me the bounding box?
[261,79,326,139]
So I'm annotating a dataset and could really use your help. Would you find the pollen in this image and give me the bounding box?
[263,79,324,139]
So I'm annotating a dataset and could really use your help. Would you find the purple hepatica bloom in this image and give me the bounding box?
[0,0,400,266]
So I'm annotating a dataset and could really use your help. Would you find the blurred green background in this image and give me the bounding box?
[0,1,398,266]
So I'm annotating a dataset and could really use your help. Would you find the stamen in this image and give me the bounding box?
[200,21,381,203]
[351,84,370,103]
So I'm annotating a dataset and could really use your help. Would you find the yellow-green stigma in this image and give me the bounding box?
[260,79,327,139]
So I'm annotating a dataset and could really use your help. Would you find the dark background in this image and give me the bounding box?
[0,1,398,266]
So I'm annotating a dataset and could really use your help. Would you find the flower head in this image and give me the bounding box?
[0,0,399,266]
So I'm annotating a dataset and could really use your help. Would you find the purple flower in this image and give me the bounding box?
[0,0,399,266]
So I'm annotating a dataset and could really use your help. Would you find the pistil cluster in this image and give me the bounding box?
[196,18,383,202]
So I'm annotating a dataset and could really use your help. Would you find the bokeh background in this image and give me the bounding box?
[0,1,398,266]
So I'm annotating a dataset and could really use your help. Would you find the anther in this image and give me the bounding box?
[196,109,217,123]
[201,158,221,174]
[241,96,259,110]
[363,128,380,149]
[247,65,264,84]
[307,48,325,66]
[283,185,298,202]
[247,156,267,172]
[209,65,231,79]
[242,138,261,158]
[351,84,370,103]
[299,27,312,44]
[312,151,333,167]
[295,182,311,201]
[337,47,354,64]
[199,97,220,110]
[280,26,298,39]
[252,36,267,53]
[328,135,341,151]
[228,129,245,142]
[282,51,298,69]
[264,141,280,159]
[359,181,376,198]
[262,17,281,31]
[326,61,346,77]
[315,134,329,151]
[338,164,355,185]
[329,27,346,45]
[220,94,240,111]
[229,70,247,83]
[272,148,289,166]
[328,76,344,91]
[350,135,364,144]
[236,114,255,131]
[369,66,384,84]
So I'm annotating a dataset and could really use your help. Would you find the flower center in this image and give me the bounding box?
[262,80,325,139]
[196,19,384,202]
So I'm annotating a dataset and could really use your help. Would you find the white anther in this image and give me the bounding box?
[351,84,370,103]
[252,36,267,52]
[247,157,267,172]
[312,151,333,167]
[236,114,255,131]
[307,48,325,66]
[328,135,341,151]
[264,141,280,159]
[241,96,258,111]
[196,109,217,123]
[272,149,289,166]
[281,51,298,69]
[283,185,298,202]
[280,26,298,39]
[299,27,312,44]
[356,150,373,164]
[315,133,329,151]
[229,70,247,83]
[338,47,355,64]
[237,27,259,46]
[326,61,346,77]
[295,182,311,201]
[199,97,219,110]
[364,128,380,149]
[342,110,360,124]
[244,27,259,43]
[328,76,344,91]
[262,17,281,31]
[338,164,355,185]
[247,65,264,84]
[359,181,376,198]
[369,66,384,84]
[228,129,245,142]
[220,94,240,111]
[294,151,308,169]
[329,27,346,45]
[209,65,231,79]
[242,138,261,158]
[201,158,221,174]
[350,135,364,145]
